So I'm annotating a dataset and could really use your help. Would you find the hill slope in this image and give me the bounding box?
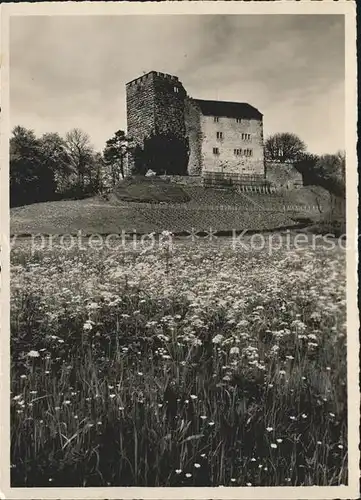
[10,180,330,236]
[110,176,190,203]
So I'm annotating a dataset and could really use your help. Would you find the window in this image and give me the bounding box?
[234,149,241,156]
[174,87,179,93]
[213,147,219,155]
[241,133,251,140]
[243,149,253,157]
[214,117,219,123]
[216,131,223,140]
[236,118,241,123]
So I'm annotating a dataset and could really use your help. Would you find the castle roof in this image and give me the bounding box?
[193,99,262,120]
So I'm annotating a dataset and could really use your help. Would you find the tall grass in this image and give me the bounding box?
[10,239,347,486]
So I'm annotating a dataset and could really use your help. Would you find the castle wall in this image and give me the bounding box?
[126,71,189,174]
[126,73,157,173]
[153,73,187,138]
[126,71,266,181]
[199,115,265,176]
[160,175,203,186]
[184,99,203,175]
[266,162,303,188]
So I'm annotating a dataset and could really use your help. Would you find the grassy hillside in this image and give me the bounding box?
[10,179,331,236]
[110,176,191,203]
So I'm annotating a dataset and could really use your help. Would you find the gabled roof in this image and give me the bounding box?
[193,99,262,120]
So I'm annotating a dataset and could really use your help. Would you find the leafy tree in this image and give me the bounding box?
[315,152,345,197]
[10,126,57,206]
[294,152,319,185]
[39,132,72,193]
[265,132,306,163]
[133,132,189,176]
[132,145,148,176]
[88,152,106,194]
[103,130,132,186]
[295,151,345,197]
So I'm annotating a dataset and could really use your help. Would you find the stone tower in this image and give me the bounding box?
[126,71,187,174]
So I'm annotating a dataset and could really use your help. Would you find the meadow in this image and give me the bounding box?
[10,235,347,487]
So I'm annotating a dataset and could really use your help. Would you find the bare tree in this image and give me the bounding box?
[65,128,94,189]
[265,132,307,163]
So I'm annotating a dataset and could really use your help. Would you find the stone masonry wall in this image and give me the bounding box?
[153,73,187,139]
[126,73,157,173]
[184,99,203,176]
[265,162,303,188]
[126,71,188,174]
[199,115,265,176]
[160,175,203,186]
[126,71,266,181]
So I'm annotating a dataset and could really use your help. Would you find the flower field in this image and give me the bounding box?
[10,236,347,487]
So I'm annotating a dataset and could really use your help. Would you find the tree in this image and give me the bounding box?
[133,132,189,176]
[10,126,57,206]
[103,130,132,186]
[314,152,345,197]
[294,152,319,185]
[89,152,106,194]
[265,132,306,163]
[39,132,72,194]
[64,128,94,190]
[295,151,345,197]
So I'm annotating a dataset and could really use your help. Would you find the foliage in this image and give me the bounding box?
[10,126,57,207]
[11,240,347,487]
[39,133,72,193]
[103,130,132,185]
[314,152,345,197]
[10,126,106,206]
[265,133,307,163]
[133,132,189,176]
[295,151,345,198]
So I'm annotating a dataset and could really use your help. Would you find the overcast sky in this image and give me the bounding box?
[10,14,344,154]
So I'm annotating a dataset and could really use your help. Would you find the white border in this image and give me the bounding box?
[0,2,358,499]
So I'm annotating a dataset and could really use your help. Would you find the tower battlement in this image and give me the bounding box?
[126,71,180,88]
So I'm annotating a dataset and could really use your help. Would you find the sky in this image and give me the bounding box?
[10,14,345,155]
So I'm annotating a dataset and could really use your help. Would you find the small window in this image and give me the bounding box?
[174,87,179,93]
[236,118,241,123]
[213,147,219,155]
[214,117,219,123]
[216,132,223,139]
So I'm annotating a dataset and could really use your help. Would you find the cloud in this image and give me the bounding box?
[10,14,344,154]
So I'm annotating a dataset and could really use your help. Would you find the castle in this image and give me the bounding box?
[126,71,302,189]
